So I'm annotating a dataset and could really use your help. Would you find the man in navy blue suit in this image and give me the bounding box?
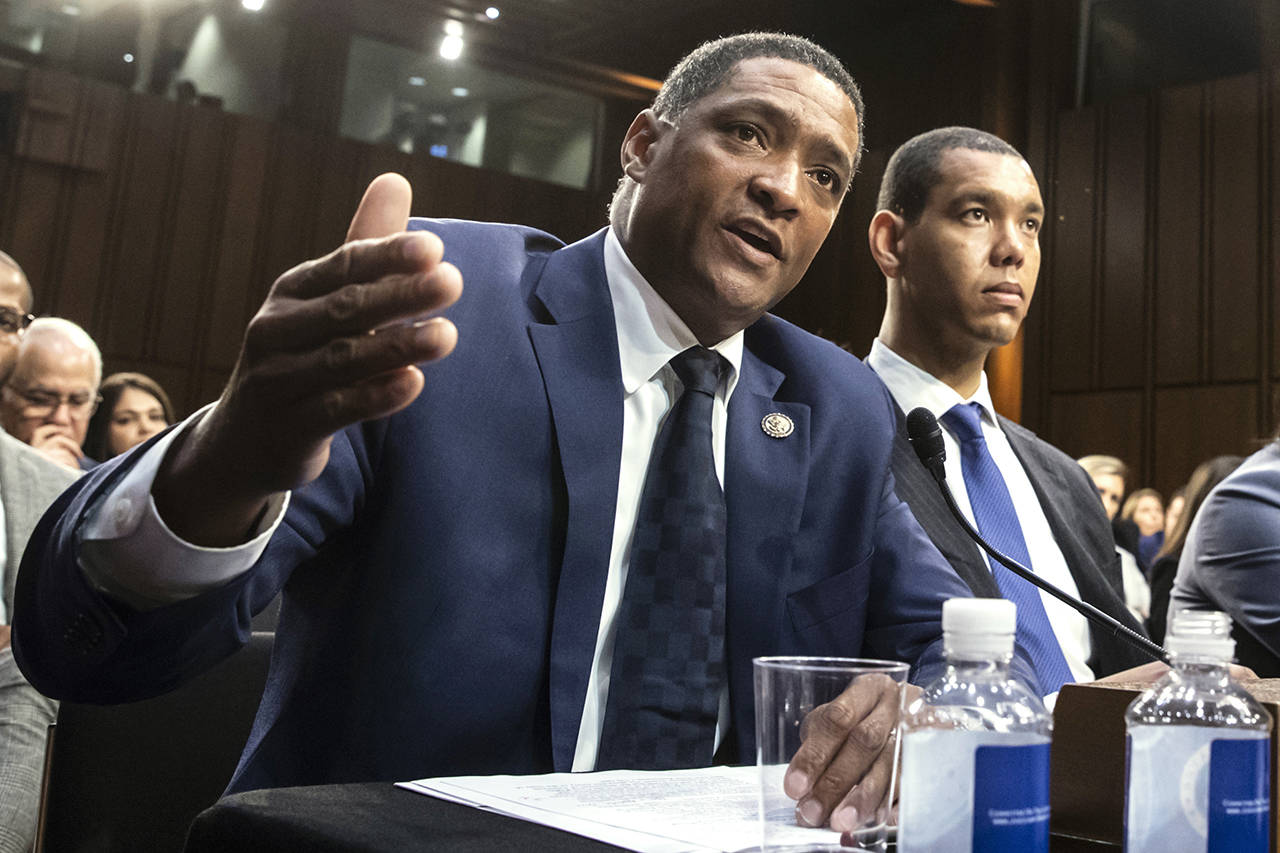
[14,34,980,833]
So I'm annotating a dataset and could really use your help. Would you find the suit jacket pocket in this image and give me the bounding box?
[785,552,873,638]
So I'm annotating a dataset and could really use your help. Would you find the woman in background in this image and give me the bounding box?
[1147,456,1242,644]
[82,372,174,462]
[1122,487,1165,571]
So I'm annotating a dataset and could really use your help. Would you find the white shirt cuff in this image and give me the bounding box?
[78,405,290,608]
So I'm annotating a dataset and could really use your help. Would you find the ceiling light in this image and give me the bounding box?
[451,87,469,97]
[60,4,80,16]
[408,75,426,86]
[241,0,265,11]
[123,53,134,63]
[443,19,464,37]
[485,7,500,19]
[439,34,463,60]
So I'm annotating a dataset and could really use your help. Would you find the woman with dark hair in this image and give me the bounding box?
[1146,456,1243,644]
[82,372,174,462]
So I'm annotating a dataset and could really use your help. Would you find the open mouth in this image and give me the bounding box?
[726,225,779,259]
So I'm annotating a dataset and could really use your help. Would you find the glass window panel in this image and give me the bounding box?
[340,34,601,190]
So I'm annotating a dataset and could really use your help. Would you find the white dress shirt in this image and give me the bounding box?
[867,338,1094,687]
[77,227,742,770]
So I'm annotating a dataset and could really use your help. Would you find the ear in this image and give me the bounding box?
[619,109,665,183]
[867,209,907,278]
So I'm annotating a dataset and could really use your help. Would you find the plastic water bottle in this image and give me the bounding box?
[897,597,1052,853]
[1125,610,1271,852]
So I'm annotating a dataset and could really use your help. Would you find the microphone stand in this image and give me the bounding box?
[907,408,1169,665]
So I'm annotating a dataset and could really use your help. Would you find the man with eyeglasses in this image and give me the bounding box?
[0,317,103,473]
[0,255,80,853]
[0,253,34,384]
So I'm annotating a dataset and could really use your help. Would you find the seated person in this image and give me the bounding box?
[865,127,1152,700]
[1122,487,1165,571]
[1171,443,1280,675]
[82,372,174,461]
[0,317,101,472]
[0,255,79,853]
[1147,455,1241,645]
[13,34,987,833]
[1078,454,1149,621]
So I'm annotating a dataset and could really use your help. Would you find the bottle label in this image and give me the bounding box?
[898,730,1049,853]
[972,741,1051,850]
[1207,737,1270,850]
[1126,727,1270,853]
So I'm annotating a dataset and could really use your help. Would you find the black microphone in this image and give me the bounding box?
[905,406,1169,665]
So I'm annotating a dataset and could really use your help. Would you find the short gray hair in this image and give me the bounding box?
[20,317,103,389]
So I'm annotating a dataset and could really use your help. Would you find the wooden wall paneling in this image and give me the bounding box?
[152,104,229,372]
[255,126,326,305]
[1272,67,1280,379]
[431,157,488,222]
[1152,384,1260,498]
[1270,382,1280,438]
[313,137,370,251]
[842,148,888,355]
[55,89,128,328]
[401,150,446,227]
[202,115,271,378]
[96,95,181,362]
[1046,107,1098,392]
[196,368,233,411]
[1046,389,1143,476]
[1097,96,1149,389]
[7,162,70,314]
[1153,83,1206,386]
[55,174,114,328]
[105,359,191,419]
[1207,73,1262,384]
[14,68,79,168]
[71,78,126,173]
[477,169,520,229]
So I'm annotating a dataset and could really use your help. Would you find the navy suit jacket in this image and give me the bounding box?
[15,222,975,792]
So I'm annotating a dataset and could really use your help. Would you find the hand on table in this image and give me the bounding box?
[782,674,921,833]
[153,174,463,546]
[1096,660,1258,684]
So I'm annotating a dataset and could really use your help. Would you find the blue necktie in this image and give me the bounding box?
[596,346,727,770]
[941,402,1075,695]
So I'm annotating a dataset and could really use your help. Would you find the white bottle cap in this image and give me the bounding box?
[943,597,1016,659]
[1167,609,1235,661]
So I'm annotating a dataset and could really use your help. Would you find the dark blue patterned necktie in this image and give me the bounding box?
[596,346,727,770]
[941,402,1075,695]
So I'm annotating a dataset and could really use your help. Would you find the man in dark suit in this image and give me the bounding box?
[864,126,1152,691]
[14,34,979,833]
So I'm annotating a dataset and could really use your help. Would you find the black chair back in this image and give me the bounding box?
[36,632,272,853]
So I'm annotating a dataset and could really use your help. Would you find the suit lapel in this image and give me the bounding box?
[723,345,808,730]
[1000,417,1134,625]
[1000,419,1098,590]
[527,230,626,771]
[887,409,1002,598]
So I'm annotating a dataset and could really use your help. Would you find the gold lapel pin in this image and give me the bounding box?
[761,412,794,439]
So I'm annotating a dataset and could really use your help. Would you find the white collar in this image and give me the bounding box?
[867,337,999,427]
[603,227,743,396]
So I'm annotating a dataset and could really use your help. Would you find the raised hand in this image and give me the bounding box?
[152,174,462,546]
